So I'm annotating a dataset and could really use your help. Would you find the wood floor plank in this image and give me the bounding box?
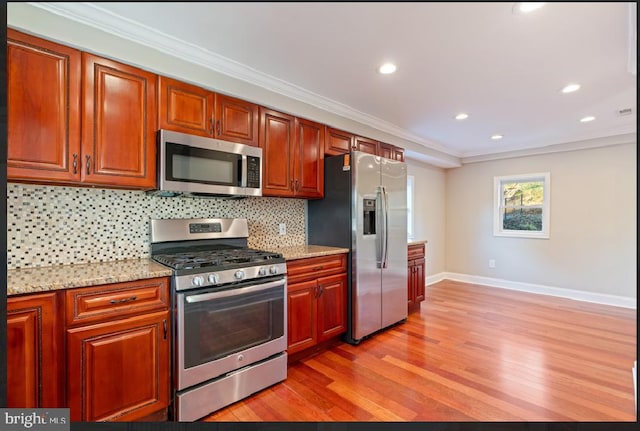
[202,280,636,422]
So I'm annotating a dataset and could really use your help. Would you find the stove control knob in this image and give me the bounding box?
[208,274,219,284]
[234,270,245,280]
[192,276,204,287]
[269,266,279,275]
[258,267,267,276]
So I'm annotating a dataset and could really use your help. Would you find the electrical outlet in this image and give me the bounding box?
[278,223,286,235]
[488,259,496,268]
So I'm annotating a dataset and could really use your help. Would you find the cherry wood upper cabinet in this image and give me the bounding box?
[259,108,295,197]
[82,53,157,189]
[354,135,379,155]
[159,76,259,146]
[379,142,405,162]
[293,118,324,199]
[214,93,260,147]
[158,76,214,137]
[7,292,64,408]
[259,108,324,198]
[7,29,82,183]
[325,127,354,156]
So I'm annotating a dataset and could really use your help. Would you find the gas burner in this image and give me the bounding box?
[152,248,283,271]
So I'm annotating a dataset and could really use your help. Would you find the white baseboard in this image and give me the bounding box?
[425,271,636,309]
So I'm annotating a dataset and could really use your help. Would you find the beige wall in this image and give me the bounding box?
[407,160,446,277]
[445,143,637,298]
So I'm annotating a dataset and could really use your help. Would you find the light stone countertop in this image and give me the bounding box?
[267,245,350,261]
[7,258,173,296]
[408,239,428,246]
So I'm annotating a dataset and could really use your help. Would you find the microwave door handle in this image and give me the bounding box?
[240,155,247,187]
[184,278,286,303]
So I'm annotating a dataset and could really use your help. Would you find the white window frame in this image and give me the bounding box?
[407,175,414,241]
[493,172,550,239]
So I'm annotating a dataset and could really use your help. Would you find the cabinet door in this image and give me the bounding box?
[7,292,63,408]
[354,136,379,155]
[66,310,170,422]
[158,76,213,137]
[259,108,295,197]
[393,146,405,162]
[82,53,157,189]
[379,143,393,160]
[325,127,354,156]
[317,273,347,342]
[414,258,425,303]
[293,117,324,198]
[214,93,260,147]
[407,261,416,307]
[7,29,81,183]
[287,280,317,355]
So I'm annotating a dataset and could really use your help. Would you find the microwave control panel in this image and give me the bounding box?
[246,156,261,188]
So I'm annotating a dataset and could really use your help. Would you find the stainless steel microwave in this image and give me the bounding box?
[151,129,262,198]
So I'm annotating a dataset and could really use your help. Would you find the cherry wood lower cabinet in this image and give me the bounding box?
[286,254,347,360]
[64,277,171,422]
[7,292,64,408]
[66,310,170,422]
[408,243,426,313]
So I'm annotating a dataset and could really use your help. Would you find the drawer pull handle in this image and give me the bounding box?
[312,266,324,271]
[72,153,78,174]
[109,295,137,305]
[163,319,167,340]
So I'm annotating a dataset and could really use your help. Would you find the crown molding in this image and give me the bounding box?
[27,2,456,158]
[461,132,637,164]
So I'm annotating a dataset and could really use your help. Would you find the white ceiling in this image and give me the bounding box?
[28,2,637,161]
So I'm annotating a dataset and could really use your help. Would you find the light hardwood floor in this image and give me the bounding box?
[204,280,637,422]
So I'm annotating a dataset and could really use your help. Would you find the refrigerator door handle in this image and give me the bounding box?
[382,186,390,268]
[376,186,384,269]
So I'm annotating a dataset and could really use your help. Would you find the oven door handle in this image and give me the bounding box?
[184,278,286,303]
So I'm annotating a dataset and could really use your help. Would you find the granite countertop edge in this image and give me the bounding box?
[408,239,428,246]
[7,258,173,296]
[7,246,352,296]
[270,245,350,261]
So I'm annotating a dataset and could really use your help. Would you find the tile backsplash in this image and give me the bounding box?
[7,183,307,269]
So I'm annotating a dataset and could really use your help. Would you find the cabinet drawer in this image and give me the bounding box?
[408,243,425,260]
[287,254,347,284]
[65,277,169,326]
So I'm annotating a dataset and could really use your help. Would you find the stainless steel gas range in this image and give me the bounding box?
[150,218,287,422]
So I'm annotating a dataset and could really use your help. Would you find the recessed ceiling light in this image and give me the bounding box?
[561,83,581,93]
[455,113,469,120]
[490,134,504,140]
[513,2,546,14]
[580,116,596,122]
[378,62,397,74]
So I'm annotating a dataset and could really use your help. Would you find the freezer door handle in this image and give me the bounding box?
[376,185,390,269]
[376,187,384,268]
[381,186,389,269]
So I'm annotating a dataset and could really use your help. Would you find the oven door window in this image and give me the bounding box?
[166,142,241,186]
[182,285,284,369]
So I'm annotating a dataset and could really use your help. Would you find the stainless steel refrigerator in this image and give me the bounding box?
[308,151,408,344]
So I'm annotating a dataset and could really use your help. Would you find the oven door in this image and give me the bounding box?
[176,276,287,391]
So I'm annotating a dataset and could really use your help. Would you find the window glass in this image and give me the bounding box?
[494,173,550,238]
[407,175,414,240]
